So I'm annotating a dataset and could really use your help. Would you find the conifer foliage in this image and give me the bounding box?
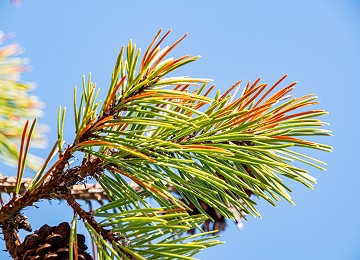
[0,32,47,171]
[0,30,331,259]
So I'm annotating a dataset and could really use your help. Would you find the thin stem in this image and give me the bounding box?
[2,224,18,258]
[64,192,120,245]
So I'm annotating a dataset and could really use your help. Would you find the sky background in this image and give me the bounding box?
[1,1,360,259]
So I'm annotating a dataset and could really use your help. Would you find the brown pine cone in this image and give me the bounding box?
[14,222,93,260]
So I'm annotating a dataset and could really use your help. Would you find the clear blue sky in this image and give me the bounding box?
[1,1,360,259]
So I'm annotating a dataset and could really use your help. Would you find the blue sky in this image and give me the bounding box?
[1,1,360,259]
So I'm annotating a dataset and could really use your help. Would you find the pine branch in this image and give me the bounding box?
[0,30,331,259]
[0,174,245,230]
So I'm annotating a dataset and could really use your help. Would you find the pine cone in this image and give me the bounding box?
[14,222,93,260]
